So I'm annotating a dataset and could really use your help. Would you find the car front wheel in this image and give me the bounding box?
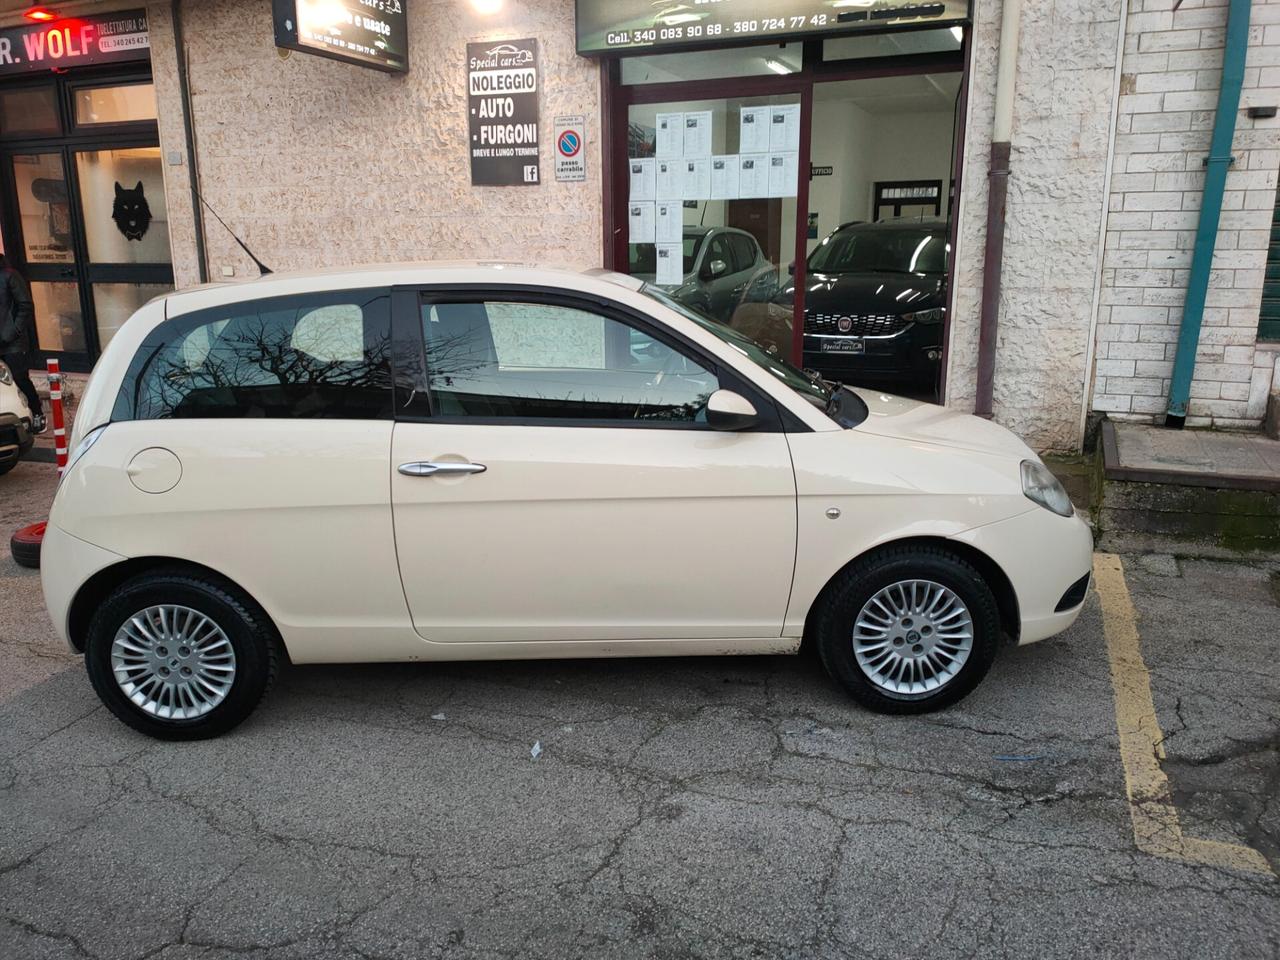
[814,545,1001,714]
[84,570,281,740]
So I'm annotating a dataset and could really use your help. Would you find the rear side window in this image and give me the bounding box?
[112,290,392,421]
[728,234,757,271]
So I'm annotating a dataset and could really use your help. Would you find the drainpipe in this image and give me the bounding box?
[171,0,208,284]
[974,0,1022,418]
[1165,0,1250,428]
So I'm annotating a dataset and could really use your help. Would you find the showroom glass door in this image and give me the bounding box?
[0,72,172,371]
[605,30,967,400]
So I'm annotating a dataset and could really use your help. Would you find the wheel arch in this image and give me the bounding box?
[66,557,287,657]
[801,536,1021,649]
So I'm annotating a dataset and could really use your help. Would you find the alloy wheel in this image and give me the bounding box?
[110,605,236,720]
[852,579,974,696]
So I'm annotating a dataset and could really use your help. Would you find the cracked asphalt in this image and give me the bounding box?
[1,459,1278,959]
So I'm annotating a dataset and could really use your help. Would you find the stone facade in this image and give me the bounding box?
[1092,0,1280,428]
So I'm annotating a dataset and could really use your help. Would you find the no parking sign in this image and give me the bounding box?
[554,115,586,182]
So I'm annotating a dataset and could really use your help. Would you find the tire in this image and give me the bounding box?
[813,545,1001,714]
[84,570,281,740]
[9,521,44,568]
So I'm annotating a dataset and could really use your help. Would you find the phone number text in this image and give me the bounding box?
[605,14,830,47]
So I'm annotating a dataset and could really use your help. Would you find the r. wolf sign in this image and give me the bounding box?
[0,10,149,77]
[468,39,540,187]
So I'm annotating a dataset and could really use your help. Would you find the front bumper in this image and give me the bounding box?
[802,321,943,385]
[951,505,1094,645]
[0,413,33,467]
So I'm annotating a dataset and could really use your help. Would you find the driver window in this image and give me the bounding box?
[421,299,719,423]
[704,235,732,277]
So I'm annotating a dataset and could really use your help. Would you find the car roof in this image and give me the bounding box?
[162,261,646,317]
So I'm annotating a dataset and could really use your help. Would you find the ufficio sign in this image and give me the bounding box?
[554,116,586,183]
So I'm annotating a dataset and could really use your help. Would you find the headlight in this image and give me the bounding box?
[1020,459,1074,517]
[0,362,12,386]
[902,308,945,324]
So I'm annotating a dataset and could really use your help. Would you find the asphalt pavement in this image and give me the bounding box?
[1,458,1277,959]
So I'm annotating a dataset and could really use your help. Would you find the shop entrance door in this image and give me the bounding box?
[0,73,172,371]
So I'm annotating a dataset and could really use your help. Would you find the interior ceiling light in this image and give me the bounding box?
[471,0,503,13]
[765,57,796,75]
[24,6,58,21]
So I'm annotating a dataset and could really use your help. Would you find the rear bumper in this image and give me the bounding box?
[0,413,33,466]
[951,506,1094,646]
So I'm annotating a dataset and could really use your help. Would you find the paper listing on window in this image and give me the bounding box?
[656,112,683,158]
[682,111,713,158]
[655,201,683,243]
[739,155,768,199]
[628,201,656,244]
[739,106,770,155]
[769,104,800,153]
[656,243,683,286]
[768,153,798,198]
[656,159,681,200]
[710,155,740,200]
[629,158,656,201]
[682,158,710,200]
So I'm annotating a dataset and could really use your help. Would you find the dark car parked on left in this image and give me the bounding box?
[775,219,949,390]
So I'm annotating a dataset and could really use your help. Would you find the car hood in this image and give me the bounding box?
[849,388,1036,461]
[779,270,944,313]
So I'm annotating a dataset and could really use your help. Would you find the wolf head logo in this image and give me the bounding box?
[112,181,152,241]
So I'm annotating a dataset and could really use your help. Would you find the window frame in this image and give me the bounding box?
[390,284,789,432]
[110,286,396,423]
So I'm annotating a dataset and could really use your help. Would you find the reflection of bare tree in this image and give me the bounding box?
[129,300,393,419]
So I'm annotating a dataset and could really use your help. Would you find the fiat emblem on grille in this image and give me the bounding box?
[837,316,853,333]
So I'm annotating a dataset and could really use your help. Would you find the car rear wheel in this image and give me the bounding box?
[814,545,1001,714]
[84,571,281,740]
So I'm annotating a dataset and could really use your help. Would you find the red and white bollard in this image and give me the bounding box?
[47,357,67,477]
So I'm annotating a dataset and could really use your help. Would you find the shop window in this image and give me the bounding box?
[75,147,171,265]
[12,152,74,265]
[115,292,393,421]
[621,45,801,85]
[74,82,158,126]
[0,86,59,137]
[421,300,718,423]
[93,282,173,349]
[822,27,962,62]
[31,281,85,353]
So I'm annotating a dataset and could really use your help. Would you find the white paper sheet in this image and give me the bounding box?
[656,160,681,200]
[628,158,656,201]
[768,152,799,198]
[738,155,768,199]
[628,201,656,244]
[769,104,801,153]
[739,107,770,155]
[682,110,713,158]
[655,201,683,243]
[655,243,684,285]
[710,155,740,200]
[656,113,683,158]
[681,158,711,199]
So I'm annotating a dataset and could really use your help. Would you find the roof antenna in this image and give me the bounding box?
[195,192,273,276]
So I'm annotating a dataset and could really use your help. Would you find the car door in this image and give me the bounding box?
[389,288,797,644]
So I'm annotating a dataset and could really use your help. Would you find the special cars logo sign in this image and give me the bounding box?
[0,10,149,77]
[468,39,540,187]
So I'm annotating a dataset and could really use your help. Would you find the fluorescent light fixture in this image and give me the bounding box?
[471,0,503,13]
[831,1,877,7]
[765,57,796,75]
[24,5,57,20]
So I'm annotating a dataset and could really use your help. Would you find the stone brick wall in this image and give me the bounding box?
[145,0,603,289]
[1092,0,1280,427]
[947,0,1125,452]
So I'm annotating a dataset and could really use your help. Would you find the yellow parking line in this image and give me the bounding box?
[1093,553,1272,875]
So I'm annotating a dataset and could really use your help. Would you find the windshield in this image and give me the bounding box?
[628,234,705,278]
[641,285,830,406]
[809,227,947,275]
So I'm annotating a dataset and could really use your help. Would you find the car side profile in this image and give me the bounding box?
[43,263,1092,740]
[631,226,773,323]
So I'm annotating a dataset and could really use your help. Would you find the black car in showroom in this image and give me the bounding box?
[776,219,949,390]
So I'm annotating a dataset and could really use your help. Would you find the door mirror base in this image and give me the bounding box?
[706,389,760,431]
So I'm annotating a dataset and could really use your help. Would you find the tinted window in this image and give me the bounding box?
[113,290,392,421]
[422,299,718,424]
[704,235,733,276]
[809,227,948,275]
[728,234,758,272]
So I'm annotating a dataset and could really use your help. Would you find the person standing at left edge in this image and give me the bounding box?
[0,253,44,434]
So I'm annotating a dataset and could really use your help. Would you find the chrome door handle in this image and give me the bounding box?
[398,461,487,477]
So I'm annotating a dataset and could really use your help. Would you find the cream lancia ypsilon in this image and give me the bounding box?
[43,264,1092,739]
